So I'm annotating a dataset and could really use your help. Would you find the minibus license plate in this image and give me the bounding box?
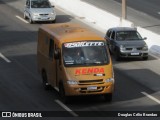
[87,86,97,90]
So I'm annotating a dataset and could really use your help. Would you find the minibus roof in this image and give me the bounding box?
[40,23,104,43]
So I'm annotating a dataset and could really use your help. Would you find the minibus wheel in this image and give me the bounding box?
[59,83,70,104]
[42,71,50,90]
[104,93,112,102]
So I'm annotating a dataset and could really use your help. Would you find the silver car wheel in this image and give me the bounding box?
[24,12,27,19]
[29,16,33,24]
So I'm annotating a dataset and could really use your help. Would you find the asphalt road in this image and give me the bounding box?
[0,0,160,119]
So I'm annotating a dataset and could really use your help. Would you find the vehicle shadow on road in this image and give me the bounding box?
[0,0,19,4]
[56,15,74,23]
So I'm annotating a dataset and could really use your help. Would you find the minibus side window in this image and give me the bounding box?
[49,39,54,59]
[55,45,61,65]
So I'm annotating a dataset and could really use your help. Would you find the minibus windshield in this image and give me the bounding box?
[62,41,109,67]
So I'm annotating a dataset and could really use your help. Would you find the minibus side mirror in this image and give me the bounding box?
[54,49,60,59]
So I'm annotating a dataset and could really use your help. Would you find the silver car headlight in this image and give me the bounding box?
[105,78,114,83]
[67,80,78,85]
[142,45,148,51]
[50,11,55,15]
[120,45,126,51]
[33,13,39,16]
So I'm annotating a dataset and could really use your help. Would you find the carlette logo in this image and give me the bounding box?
[75,68,104,75]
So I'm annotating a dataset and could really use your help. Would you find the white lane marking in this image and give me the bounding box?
[0,53,11,63]
[16,15,29,23]
[55,99,79,117]
[141,92,160,104]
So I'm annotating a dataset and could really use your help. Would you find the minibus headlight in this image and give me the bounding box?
[67,80,78,85]
[105,78,114,83]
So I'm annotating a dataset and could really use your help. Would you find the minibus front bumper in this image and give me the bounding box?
[64,82,114,96]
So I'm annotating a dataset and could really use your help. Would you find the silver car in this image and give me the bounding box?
[24,0,56,23]
[105,27,149,61]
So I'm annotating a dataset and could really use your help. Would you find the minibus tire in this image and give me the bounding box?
[104,93,112,102]
[59,83,70,104]
[42,71,50,90]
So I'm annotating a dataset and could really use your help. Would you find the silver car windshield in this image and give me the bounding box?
[31,0,51,8]
[62,41,109,67]
[116,31,143,40]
